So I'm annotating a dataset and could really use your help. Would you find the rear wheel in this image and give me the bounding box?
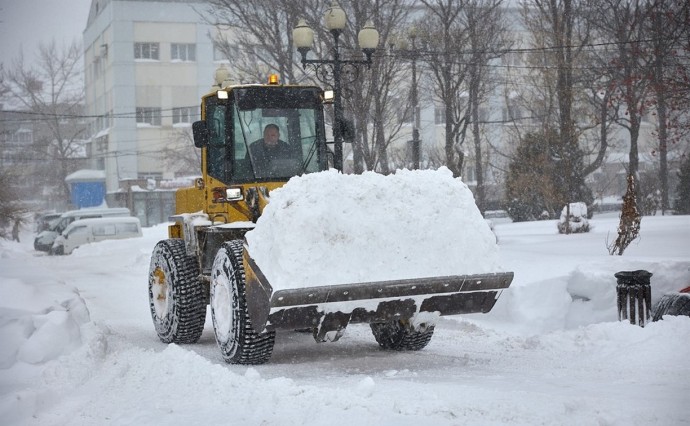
[371,320,435,351]
[148,239,206,343]
[211,240,275,364]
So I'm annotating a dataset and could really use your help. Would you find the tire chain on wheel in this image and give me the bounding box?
[211,240,275,365]
[652,292,690,321]
[149,239,206,343]
[370,320,435,351]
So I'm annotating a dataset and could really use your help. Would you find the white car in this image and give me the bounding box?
[51,217,142,255]
[34,207,131,252]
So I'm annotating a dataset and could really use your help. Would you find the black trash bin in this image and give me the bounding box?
[615,270,653,327]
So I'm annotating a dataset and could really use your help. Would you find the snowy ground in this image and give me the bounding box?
[1,181,689,425]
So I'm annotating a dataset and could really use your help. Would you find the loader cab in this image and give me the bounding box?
[193,83,329,185]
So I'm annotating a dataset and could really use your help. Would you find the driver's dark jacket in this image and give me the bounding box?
[248,139,292,176]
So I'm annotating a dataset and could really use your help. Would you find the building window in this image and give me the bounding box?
[172,106,196,124]
[478,106,489,122]
[136,107,162,126]
[502,96,523,122]
[435,106,446,125]
[12,129,33,143]
[171,43,196,62]
[139,172,162,181]
[394,98,412,124]
[501,52,522,67]
[93,56,103,77]
[465,166,476,182]
[134,43,160,60]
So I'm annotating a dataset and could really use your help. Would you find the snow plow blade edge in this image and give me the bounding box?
[243,246,513,334]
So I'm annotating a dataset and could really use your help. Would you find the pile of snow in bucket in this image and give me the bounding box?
[246,167,501,291]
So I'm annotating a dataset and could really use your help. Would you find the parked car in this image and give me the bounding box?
[50,217,142,255]
[652,268,690,321]
[34,207,131,252]
[34,212,63,233]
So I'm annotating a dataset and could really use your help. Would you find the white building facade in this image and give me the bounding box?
[83,0,216,196]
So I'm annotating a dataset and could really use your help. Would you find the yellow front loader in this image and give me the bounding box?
[147,77,513,364]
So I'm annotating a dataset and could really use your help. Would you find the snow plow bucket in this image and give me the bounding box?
[242,247,513,336]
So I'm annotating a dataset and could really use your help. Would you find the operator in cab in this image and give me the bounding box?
[248,124,295,177]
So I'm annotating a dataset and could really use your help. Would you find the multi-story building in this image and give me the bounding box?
[83,0,217,223]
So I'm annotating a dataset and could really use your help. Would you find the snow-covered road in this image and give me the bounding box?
[2,214,689,425]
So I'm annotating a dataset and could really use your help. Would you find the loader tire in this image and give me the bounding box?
[370,320,435,351]
[148,239,206,344]
[211,240,275,365]
[652,292,690,321]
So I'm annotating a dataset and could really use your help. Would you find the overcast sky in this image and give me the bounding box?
[0,0,92,68]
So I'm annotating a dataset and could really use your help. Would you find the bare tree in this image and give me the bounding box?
[201,0,320,84]
[0,64,6,96]
[160,128,202,176]
[0,169,31,240]
[1,40,87,205]
[580,66,616,178]
[588,0,652,193]
[520,0,596,216]
[645,0,690,214]
[463,0,511,213]
[418,0,469,177]
[335,0,412,174]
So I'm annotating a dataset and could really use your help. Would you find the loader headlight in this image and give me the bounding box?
[225,187,243,201]
[212,186,243,203]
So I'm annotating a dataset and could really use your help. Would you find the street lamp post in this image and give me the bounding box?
[409,31,420,170]
[390,29,422,170]
[293,2,379,172]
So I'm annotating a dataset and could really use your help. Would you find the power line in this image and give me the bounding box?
[0,106,199,121]
[376,34,690,58]
[331,33,690,72]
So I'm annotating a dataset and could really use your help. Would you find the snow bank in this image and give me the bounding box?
[0,278,90,368]
[246,168,500,290]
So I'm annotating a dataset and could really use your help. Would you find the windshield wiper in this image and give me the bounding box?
[233,95,257,179]
[301,137,318,174]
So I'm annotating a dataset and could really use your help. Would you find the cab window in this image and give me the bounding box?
[206,103,227,181]
[230,87,325,182]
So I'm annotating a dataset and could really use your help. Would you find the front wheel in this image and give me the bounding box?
[211,240,275,364]
[148,239,206,343]
[371,320,435,351]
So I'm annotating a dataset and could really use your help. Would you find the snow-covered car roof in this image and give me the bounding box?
[62,216,141,232]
